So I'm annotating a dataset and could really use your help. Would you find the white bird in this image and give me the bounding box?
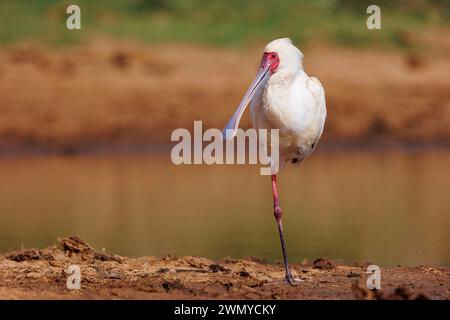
[223,38,327,285]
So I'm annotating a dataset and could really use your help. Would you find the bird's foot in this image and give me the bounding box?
[265,274,302,287]
[285,273,302,287]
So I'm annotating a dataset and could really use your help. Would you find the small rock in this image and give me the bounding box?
[347,272,361,278]
[162,280,184,292]
[209,264,229,273]
[94,251,124,263]
[238,270,250,278]
[313,258,336,270]
[6,249,41,262]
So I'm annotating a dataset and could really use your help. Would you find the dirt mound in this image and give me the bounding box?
[0,236,448,299]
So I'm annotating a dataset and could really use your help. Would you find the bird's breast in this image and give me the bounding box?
[250,71,326,160]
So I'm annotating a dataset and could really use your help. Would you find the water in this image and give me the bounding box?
[0,150,449,266]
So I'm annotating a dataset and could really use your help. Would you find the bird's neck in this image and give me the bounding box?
[269,67,302,87]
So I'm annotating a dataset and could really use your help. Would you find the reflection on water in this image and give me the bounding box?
[0,151,449,266]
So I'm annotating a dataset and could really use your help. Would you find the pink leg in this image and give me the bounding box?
[271,174,295,285]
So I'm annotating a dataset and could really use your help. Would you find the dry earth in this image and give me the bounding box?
[0,236,448,299]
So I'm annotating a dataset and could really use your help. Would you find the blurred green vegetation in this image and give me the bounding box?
[0,0,448,47]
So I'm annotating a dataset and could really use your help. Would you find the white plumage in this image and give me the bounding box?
[250,38,327,164]
[224,38,327,164]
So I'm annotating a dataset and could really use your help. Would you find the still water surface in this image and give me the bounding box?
[0,151,449,266]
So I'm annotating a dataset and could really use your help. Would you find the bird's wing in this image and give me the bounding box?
[287,76,327,164]
[306,77,326,108]
[306,76,327,151]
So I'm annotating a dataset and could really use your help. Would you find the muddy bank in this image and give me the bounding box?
[0,236,448,299]
[0,39,449,154]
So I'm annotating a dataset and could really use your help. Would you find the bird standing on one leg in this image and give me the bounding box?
[223,38,327,285]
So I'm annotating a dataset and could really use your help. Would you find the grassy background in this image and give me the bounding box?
[0,0,448,48]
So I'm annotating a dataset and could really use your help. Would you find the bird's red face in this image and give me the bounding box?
[261,51,280,74]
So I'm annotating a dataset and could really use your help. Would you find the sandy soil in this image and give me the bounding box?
[0,38,449,154]
[0,236,448,300]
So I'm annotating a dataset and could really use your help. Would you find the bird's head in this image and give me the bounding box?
[262,38,303,74]
[223,38,303,140]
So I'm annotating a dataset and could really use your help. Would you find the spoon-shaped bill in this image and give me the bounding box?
[222,65,270,140]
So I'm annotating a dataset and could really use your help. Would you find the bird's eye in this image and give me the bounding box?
[271,54,277,59]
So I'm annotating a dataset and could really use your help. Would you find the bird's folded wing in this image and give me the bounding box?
[306,77,326,107]
[306,77,327,150]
